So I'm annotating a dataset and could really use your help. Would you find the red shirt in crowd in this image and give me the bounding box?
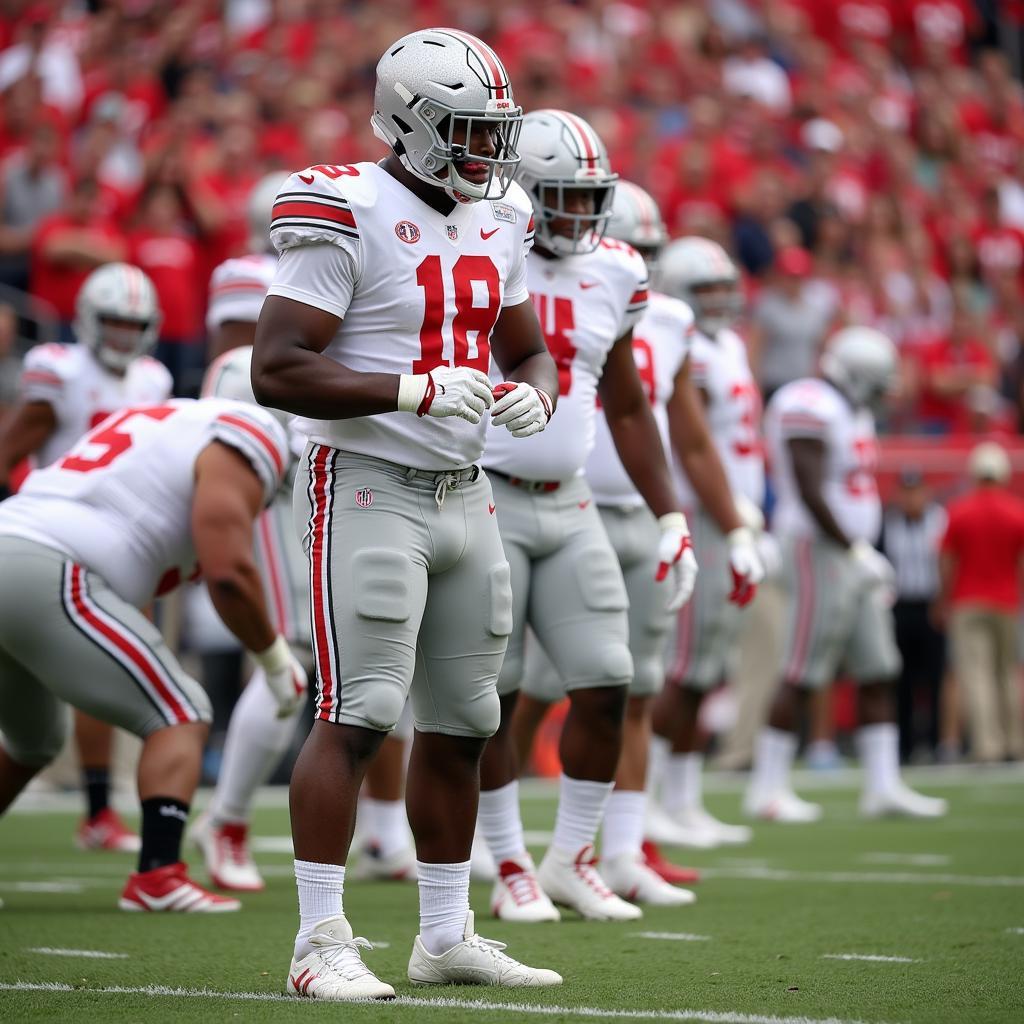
[941,486,1024,610]
[917,336,997,432]
[30,214,127,321]
[128,229,203,341]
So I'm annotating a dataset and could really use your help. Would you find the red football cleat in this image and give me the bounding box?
[76,807,141,853]
[642,840,701,885]
[119,861,241,912]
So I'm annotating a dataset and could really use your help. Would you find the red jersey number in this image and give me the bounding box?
[730,381,763,457]
[631,336,657,406]
[60,405,176,473]
[845,437,878,497]
[532,294,576,396]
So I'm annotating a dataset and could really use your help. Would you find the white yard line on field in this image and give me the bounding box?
[821,955,922,964]
[699,867,1024,888]
[1006,927,1024,935]
[28,948,129,960]
[859,854,950,867]
[0,881,83,893]
[0,981,898,1024]
[631,932,711,942]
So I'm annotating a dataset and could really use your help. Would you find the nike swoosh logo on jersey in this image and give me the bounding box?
[488,503,496,515]
[480,228,500,240]
[579,280,599,290]
[298,173,315,185]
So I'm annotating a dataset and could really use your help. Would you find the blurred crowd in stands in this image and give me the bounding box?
[0,0,1022,423]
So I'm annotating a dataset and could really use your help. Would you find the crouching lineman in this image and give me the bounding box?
[0,396,304,911]
[0,263,172,853]
[744,327,948,821]
[253,29,562,999]
[476,117,703,925]
[510,186,763,907]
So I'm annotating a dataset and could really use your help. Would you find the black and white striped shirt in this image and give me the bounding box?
[881,504,948,601]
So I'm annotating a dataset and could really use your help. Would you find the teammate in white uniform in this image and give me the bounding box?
[0,263,171,854]
[648,238,767,848]
[0,397,303,916]
[744,328,948,822]
[476,118,702,926]
[252,29,563,999]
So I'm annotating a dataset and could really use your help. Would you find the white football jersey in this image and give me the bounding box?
[266,162,534,471]
[20,343,173,468]
[766,377,881,543]
[484,237,649,481]
[0,399,289,608]
[206,253,277,331]
[675,326,765,509]
[586,291,692,508]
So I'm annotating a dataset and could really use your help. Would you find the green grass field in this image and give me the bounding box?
[1,768,1022,1024]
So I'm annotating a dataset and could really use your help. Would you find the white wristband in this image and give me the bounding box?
[658,512,688,533]
[397,373,429,414]
[251,635,291,674]
[726,526,754,548]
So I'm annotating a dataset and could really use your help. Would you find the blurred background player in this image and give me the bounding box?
[478,113,700,925]
[0,395,301,913]
[648,237,767,849]
[252,29,562,998]
[745,328,948,822]
[0,262,170,853]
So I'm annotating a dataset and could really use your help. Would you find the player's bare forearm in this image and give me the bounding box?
[789,437,851,548]
[0,401,57,486]
[668,371,742,533]
[490,298,558,407]
[252,295,400,419]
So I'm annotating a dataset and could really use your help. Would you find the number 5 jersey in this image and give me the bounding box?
[266,162,535,471]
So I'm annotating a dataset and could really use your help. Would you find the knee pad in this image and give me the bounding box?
[455,686,501,739]
[358,680,408,733]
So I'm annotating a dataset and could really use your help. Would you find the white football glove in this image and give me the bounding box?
[726,526,765,607]
[655,512,699,612]
[490,381,553,437]
[849,539,896,591]
[251,635,308,719]
[397,366,494,424]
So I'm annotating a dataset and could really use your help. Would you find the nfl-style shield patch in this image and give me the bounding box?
[491,203,516,223]
[394,221,421,244]
[355,487,374,508]
[446,224,459,241]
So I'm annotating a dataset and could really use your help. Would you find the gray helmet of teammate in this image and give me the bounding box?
[656,236,742,336]
[604,180,669,270]
[370,27,523,205]
[515,109,618,256]
[820,326,898,410]
[248,172,290,253]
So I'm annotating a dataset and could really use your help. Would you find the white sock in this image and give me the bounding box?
[662,752,703,813]
[361,798,411,859]
[417,860,470,956]
[212,667,301,825]
[294,859,344,959]
[857,723,900,797]
[646,733,670,802]
[601,789,646,861]
[551,774,613,856]
[750,728,797,798]
[477,781,528,864]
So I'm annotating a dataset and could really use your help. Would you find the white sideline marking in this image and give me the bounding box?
[1007,927,1024,935]
[249,836,293,854]
[0,981,895,1023]
[699,867,1024,888]
[860,853,950,867]
[524,829,554,845]
[631,932,711,942]
[29,948,129,960]
[822,955,922,964]
[0,881,83,893]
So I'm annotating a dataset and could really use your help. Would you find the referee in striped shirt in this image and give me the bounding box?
[880,469,948,762]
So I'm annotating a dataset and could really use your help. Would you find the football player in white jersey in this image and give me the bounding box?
[0,397,303,915]
[252,29,562,998]
[744,328,948,822]
[507,187,764,908]
[476,118,706,926]
[0,262,171,855]
[647,237,767,848]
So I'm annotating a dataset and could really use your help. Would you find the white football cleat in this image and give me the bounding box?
[491,855,560,922]
[744,788,823,823]
[470,833,497,882]
[860,783,948,819]
[286,915,395,1001]
[190,811,264,892]
[349,841,417,882]
[537,844,643,921]
[645,801,719,849]
[672,806,752,846]
[600,852,697,907]
[408,911,562,987]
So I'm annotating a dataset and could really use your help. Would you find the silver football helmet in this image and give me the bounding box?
[656,236,742,336]
[820,326,898,410]
[604,180,668,270]
[515,109,618,256]
[201,344,294,433]
[370,27,522,204]
[74,262,161,375]
[248,172,290,253]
